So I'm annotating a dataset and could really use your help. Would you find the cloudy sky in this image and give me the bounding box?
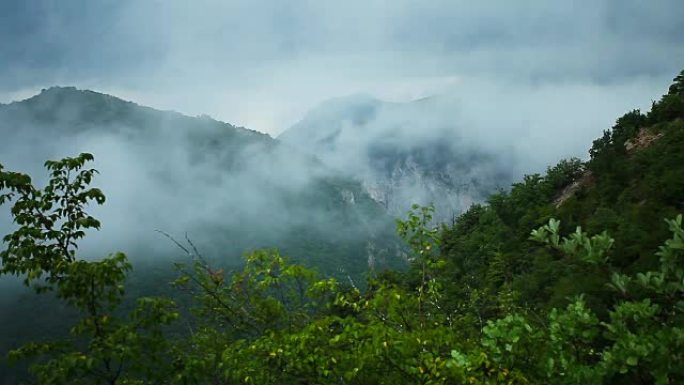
[1,0,683,136]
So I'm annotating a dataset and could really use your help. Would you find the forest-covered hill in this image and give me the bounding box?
[0,70,683,384]
[438,70,684,320]
[0,87,398,276]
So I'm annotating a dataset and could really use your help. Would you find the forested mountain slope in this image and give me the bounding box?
[438,70,684,317]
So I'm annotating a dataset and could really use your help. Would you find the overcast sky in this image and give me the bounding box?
[1,0,683,136]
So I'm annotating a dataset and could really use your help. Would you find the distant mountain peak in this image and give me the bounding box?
[278,93,384,146]
[13,85,142,112]
[297,93,382,124]
[29,86,124,103]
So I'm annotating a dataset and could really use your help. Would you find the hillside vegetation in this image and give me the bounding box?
[1,70,683,384]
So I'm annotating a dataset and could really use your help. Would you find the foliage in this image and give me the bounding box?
[0,153,104,288]
[2,156,681,384]
[0,154,178,385]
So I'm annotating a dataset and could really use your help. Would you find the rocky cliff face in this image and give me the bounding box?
[361,141,510,220]
[278,94,515,221]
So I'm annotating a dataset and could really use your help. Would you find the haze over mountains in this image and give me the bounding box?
[1,86,552,272]
[2,83,667,274]
[279,94,517,220]
[0,87,399,277]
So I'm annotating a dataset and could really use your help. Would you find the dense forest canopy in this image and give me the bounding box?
[1,70,683,384]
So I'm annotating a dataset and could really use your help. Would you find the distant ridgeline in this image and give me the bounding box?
[0,86,399,277]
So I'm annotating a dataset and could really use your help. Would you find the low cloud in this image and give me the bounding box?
[0,90,393,273]
[0,0,681,136]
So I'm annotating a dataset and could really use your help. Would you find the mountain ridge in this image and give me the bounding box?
[3,86,271,139]
[0,86,399,277]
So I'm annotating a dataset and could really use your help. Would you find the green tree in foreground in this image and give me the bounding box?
[1,155,682,384]
[1,154,177,385]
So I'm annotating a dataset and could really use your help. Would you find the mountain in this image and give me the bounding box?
[0,87,398,276]
[278,94,516,221]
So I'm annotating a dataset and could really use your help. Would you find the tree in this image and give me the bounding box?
[1,154,177,385]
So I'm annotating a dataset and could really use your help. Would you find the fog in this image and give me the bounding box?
[0,90,396,280]
[278,75,667,218]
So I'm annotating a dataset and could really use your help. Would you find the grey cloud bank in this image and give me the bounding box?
[1,0,682,137]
